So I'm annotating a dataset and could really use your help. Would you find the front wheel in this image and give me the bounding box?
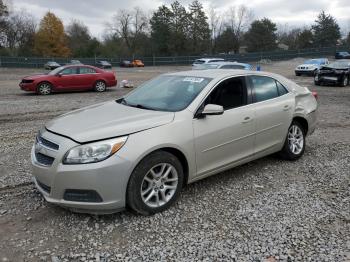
[341,76,348,87]
[126,151,184,215]
[94,80,106,92]
[37,82,52,95]
[279,121,306,160]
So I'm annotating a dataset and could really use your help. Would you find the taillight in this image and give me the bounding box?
[312,91,318,100]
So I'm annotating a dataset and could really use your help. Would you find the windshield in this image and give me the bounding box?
[48,66,65,75]
[305,59,321,65]
[119,75,212,112]
[326,61,350,69]
[193,60,205,64]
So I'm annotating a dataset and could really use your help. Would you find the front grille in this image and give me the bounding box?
[36,135,59,150]
[21,79,34,84]
[37,180,51,193]
[35,152,55,166]
[64,189,103,203]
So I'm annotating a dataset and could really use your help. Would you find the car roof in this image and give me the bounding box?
[195,58,224,61]
[167,69,279,79]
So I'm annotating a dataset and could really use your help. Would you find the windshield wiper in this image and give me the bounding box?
[129,103,156,110]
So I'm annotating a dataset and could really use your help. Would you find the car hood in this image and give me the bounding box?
[297,64,318,68]
[45,101,175,143]
[23,74,48,80]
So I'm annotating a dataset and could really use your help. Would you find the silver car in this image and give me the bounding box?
[32,70,318,215]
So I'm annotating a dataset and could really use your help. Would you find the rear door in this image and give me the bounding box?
[248,75,294,156]
[76,67,98,89]
[193,76,255,177]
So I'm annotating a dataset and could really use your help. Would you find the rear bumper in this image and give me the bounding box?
[316,75,341,84]
[306,110,317,136]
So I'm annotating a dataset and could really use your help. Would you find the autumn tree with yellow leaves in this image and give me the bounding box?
[34,12,70,57]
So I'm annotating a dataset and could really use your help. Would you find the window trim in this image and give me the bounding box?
[194,75,253,119]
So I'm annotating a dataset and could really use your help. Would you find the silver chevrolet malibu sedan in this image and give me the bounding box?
[32,70,317,215]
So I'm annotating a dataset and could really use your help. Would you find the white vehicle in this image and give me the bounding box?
[192,58,225,67]
[295,58,329,76]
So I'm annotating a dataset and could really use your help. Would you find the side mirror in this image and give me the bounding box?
[200,104,224,117]
[56,72,63,77]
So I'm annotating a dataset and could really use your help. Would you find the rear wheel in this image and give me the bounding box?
[94,80,106,92]
[126,151,184,215]
[279,121,306,160]
[37,82,52,95]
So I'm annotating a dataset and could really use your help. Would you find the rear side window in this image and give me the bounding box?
[79,67,96,74]
[250,76,289,102]
[251,76,278,102]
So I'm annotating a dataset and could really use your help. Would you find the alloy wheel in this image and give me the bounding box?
[95,81,106,92]
[288,125,304,155]
[39,83,51,95]
[140,163,178,208]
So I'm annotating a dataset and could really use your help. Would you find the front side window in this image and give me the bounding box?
[120,75,212,112]
[204,76,247,110]
[60,67,77,75]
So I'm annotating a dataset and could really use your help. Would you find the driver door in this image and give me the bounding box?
[192,76,255,177]
[55,67,79,90]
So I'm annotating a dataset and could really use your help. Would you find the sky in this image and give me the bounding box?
[9,0,350,38]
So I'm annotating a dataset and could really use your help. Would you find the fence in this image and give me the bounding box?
[0,46,347,68]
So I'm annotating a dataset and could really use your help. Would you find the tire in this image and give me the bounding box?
[94,80,106,92]
[37,82,52,95]
[314,81,320,86]
[341,76,348,87]
[279,121,306,161]
[126,151,184,215]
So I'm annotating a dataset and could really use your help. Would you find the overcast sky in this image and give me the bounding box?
[10,0,350,38]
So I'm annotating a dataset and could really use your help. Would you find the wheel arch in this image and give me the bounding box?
[292,116,308,135]
[130,146,190,187]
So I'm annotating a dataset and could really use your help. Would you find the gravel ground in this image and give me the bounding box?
[0,60,350,261]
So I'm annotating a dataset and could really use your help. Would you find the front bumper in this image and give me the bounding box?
[19,82,36,92]
[295,70,315,76]
[316,75,341,84]
[31,129,133,214]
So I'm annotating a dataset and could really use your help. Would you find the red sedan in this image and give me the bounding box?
[19,65,117,95]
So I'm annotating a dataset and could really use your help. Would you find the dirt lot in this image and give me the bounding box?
[0,60,349,261]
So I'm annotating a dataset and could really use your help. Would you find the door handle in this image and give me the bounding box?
[242,116,253,123]
[283,105,290,111]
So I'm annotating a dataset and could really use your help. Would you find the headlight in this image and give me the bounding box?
[63,136,128,164]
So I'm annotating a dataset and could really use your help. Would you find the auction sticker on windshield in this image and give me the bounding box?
[183,77,204,83]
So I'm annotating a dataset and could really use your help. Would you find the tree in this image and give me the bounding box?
[296,29,313,49]
[168,1,189,55]
[224,5,253,53]
[34,12,70,57]
[150,5,172,55]
[245,18,277,52]
[0,0,9,47]
[66,20,93,57]
[208,6,222,54]
[347,32,350,47]
[312,11,340,47]
[109,7,148,56]
[188,0,210,54]
[216,27,236,53]
[3,10,36,55]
